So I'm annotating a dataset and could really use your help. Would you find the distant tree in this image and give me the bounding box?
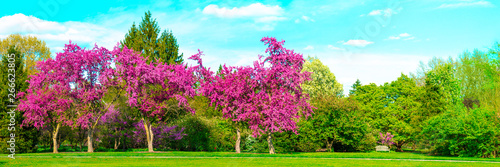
[0,34,51,76]
[419,62,461,118]
[121,11,183,64]
[349,79,362,96]
[301,56,343,97]
[455,49,498,110]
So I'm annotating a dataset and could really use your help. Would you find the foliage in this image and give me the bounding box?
[121,11,183,64]
[350,74,421,151]
[0,34,51,76]
[191,37,313,138]
[419,61,461,119]
[111,43,196,152]
[301,56,343,97]
[0,46,38,153]
[169,115,235,152]
[349,79,362,96]
[422,105,499,157]
[308,96,374,152]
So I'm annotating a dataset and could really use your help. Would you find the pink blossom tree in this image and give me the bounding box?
[17,47,75,153]
[379,132,395,146]
[113,45,196,152]
[191,37,313,154]
[18,42,120,153]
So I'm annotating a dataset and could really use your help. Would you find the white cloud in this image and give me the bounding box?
[342,40,374,47]
[437,0,494,8]
[368,10,382,16]
[388,36,400,40]
[202,3,285,31]
[327,45,343,50]
[202,3,283,18]
[399,33,411,37]
[304,45,314,50]
[367,8,400,17]
[387,33,414,40]
[0,13,66,34]
[0,13,126,54]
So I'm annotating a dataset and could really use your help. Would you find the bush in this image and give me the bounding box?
[422,105,499,157]
[169,115,236,152]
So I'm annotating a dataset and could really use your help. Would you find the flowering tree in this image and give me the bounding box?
[99,104,132,150]
[17,53,74,153]
[379,132,395,146]
[192,37,313,154]
[113,45,196,152]
[18,42,118,153]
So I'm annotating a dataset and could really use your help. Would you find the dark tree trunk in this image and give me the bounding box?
[326,140,333,152]
[395,141,405,152]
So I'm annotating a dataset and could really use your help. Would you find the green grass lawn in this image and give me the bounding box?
[1,151,499,166]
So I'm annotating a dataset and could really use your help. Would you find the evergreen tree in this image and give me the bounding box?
[121,11,183,64]
[0,46,38,153]
[349,79,362,96]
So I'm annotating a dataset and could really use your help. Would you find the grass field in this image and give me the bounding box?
[1,151,499,166]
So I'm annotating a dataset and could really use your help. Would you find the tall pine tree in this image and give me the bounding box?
[121,11,183,64]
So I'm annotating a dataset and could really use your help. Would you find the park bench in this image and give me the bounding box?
[375,145,390,152]
[316,148,328,152]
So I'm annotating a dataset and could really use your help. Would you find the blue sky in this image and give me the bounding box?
[1,0,499,95]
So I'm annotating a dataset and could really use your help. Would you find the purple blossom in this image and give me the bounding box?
[378,132,395,146]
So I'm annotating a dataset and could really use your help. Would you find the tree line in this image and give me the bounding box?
[0,11,499,158]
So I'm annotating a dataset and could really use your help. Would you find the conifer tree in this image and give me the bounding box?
[121,11,183,64]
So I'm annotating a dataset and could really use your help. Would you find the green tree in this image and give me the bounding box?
[0,46,38,153]
[309,95,374,152]
[380,74,422,151]
[0,34,51,76]
[350,74,422,151]
[419,61,461,118]
[349,79,362,96]
[301,56,343,97]
[121,11,183,64]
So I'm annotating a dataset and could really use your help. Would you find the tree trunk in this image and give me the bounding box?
[52,123,61,153]
[87,128,94,153]
[396,141,404,152]
[326,140,333,152]
[114,137,121,150]
[267,132,275,154]
[235,128,241,153]
[143,118,154,152]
